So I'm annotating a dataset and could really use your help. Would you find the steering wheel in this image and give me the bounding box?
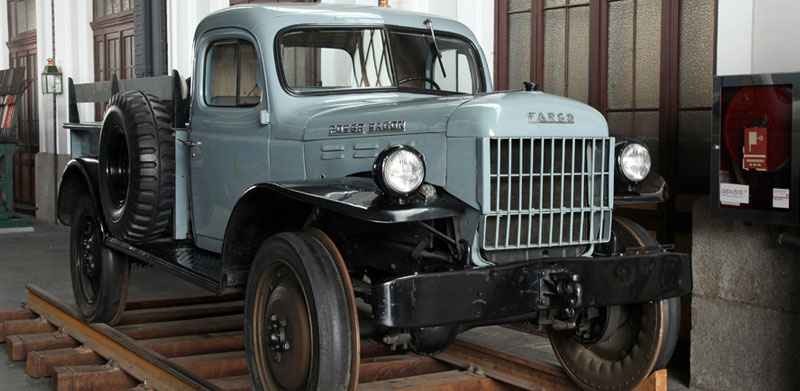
[398,76,441,91]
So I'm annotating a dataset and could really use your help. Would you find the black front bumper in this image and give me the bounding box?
[371,250,691,328]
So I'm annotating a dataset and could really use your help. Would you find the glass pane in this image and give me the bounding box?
[30,54,38,122]
[239,42,261,106]
[109,39,119,70]
[112,0,121,14]
[508,12,531,90]
[509,0,530,13]
[677,110,711,176]
[607,112,633,139]
[206,41,238,107]
[569,0,590,4]
[122,0,131,11]
[545,0,566,7]
[634,111,660,172]
[96,0,104,18]
[567,6,590,103]
[26,0,35,31]
[10,2,16,36]
[679,0,715,108]
[543,8,565,95]
[16,1,27,34]
[105,0,113,16]
[125,36,134,67]
[97,41,105,73]
[607,0,633,110]
[635,0,661,109]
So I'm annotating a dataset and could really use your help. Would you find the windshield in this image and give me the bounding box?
[277,27,486,95]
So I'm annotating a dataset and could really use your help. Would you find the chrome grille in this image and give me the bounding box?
[481,137,614,250]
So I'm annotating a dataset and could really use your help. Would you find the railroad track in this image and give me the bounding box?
[0,285,667,391]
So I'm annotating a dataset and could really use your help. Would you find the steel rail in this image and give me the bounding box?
[23,284,222,391]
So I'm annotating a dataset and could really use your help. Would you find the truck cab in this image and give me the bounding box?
[58,4,690,391]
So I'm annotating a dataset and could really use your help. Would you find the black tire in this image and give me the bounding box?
[244,232,354,391]
[98,91,175,243]
[69,195,130,325]
[548,217,681,391]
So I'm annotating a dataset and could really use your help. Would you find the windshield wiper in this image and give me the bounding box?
[424,19,447,78]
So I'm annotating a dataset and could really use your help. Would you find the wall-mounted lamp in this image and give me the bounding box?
[41,58,62,95]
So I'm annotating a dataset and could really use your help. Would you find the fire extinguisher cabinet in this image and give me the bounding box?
[711,72,800,225]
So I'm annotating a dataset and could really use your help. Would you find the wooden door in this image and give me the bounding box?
[8,43,38,213]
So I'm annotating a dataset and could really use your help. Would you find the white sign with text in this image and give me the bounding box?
[720,183,749,206]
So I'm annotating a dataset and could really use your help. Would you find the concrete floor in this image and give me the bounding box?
[0,217,206,390]
[0,217,690,391]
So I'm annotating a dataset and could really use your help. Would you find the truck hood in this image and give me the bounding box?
[295,91,608,141]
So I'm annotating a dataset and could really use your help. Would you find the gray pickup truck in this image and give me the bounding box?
[57,3,691,391]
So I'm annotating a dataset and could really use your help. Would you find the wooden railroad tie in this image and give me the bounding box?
[0,285,668,391]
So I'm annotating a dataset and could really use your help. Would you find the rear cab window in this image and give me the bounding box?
[205,40,263,107]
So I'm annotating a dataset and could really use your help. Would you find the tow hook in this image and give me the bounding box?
[539,271,583,310]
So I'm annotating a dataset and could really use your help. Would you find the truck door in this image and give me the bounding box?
[189,30,270,253]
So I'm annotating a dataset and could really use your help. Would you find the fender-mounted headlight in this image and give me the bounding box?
[373,145,426,198]
[616,141,651,184]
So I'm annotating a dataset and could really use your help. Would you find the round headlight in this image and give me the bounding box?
[373,146,426,197]
[617,142,651,183]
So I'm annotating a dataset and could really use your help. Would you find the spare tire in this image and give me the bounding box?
[98,91,175,243]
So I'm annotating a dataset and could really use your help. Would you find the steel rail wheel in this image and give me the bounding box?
[69,195,130,325]
[306,228,360,391]
[245,232,355,391]
[549,217,680,391]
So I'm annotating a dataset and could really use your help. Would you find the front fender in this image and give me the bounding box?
[57,158,101,226]
[263,177,466,223]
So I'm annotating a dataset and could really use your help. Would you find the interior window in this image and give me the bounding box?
[433,50,475,94]
[280,29,393,91]
[205,40,262,107]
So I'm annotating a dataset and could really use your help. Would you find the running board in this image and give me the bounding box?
[105,238,222,293]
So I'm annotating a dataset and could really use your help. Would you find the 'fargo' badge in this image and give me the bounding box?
[528,112,574,124]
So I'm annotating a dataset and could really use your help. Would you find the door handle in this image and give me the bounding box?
[180,139,202,147]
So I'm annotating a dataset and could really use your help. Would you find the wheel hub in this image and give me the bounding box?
[77,217,100,304]
[267,314,291,357]
[263,274,311,391]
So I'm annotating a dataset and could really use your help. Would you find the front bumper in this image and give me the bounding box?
[371,249,691,328]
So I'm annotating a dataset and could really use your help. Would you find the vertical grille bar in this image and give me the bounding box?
[517,137,523,247]
[599,138,606,241]
[504,138,512,247]
[589,139,596,241]
[579,139,586,243]
[527,138,535,247]
[537,137,545,246]
[494,138,501,247]
[559,139,566,244]
[548,137,555,246]
[569,139,576,244]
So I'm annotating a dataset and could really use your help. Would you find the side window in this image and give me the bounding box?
[205,40,262,107]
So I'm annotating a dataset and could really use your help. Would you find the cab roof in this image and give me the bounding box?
[195,3,478,44]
